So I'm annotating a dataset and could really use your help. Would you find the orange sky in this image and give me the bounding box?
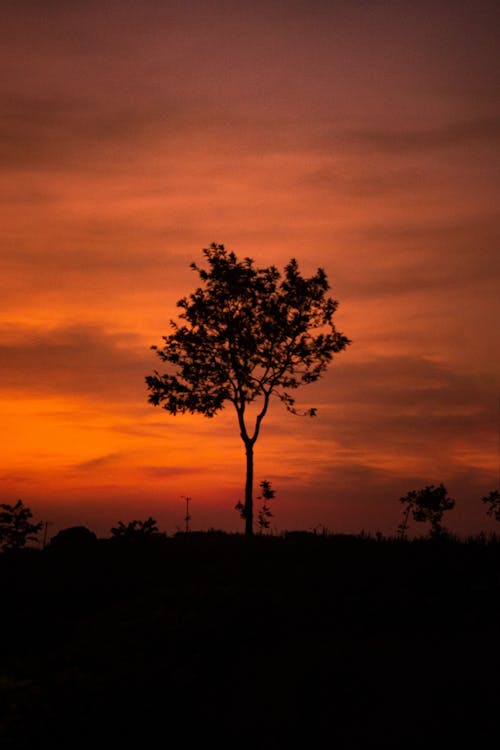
[1,1,499,537]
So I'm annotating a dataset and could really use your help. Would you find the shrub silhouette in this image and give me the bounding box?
[0,499,42,552]
[110,517,165,542]
[49,526,98,550]
[481,489,500,521]
[398,484,455,539]
[235,479,276,533]
[257,479,276,533]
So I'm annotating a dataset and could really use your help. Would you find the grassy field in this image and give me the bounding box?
[1,532,499,747]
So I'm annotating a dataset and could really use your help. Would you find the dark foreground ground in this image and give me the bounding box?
[1,532,499,747]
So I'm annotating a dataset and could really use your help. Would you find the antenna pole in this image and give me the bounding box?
[182,495,192,533]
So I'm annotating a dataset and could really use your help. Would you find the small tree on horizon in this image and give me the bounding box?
[110,517,164,541]
[398,484,455,539]
[0,500,43,552]
[481,489,500,521]
[146,244,350,536]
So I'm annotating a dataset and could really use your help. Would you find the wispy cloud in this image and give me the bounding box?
[343,118,500,154]
[0,324,148,401]
[74,452,123,470]
[142,465,207,479]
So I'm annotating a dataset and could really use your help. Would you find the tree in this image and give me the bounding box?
[0,499,43,552]
[398,484,455,539]
[146,243,350,535]
[481,489,500,521]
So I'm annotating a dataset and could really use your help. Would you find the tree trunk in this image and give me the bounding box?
[244,440,254,536]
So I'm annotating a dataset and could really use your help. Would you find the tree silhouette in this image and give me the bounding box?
[111,517,163,541]
[398,484,455,539]
[0,499,43,551]
[146,244,350,535]
[481,489,500,521]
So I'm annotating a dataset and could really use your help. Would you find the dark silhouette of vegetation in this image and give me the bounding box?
[482,489,500,521]
[1,531,499,746]
[49,526,98,549]
[146,243,350,535]
[110,516,165,542]
[235,478,276,532]
[257,479,276,532]
[0,500,42,552]
[398,483,456,539]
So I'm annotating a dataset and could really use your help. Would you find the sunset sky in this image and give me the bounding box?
[1,0,499,537]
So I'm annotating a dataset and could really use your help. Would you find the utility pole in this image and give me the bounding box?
[182,496,192,533]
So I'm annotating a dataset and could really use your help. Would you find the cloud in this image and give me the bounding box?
[142,465,207,479]
[0,91,187,171]
[0,324,150,402]
[323,355,495,408]
[336,216,500,301]
[300,165,430,197]
[313,355,498,477]
[74,452,123,470]
[343,118,500,155]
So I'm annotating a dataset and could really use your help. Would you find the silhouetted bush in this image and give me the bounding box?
[0,500,42,552]
[398,483,455,539]
[49,526,98,550]
[110,517,167,544]
[482,489,500,521]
